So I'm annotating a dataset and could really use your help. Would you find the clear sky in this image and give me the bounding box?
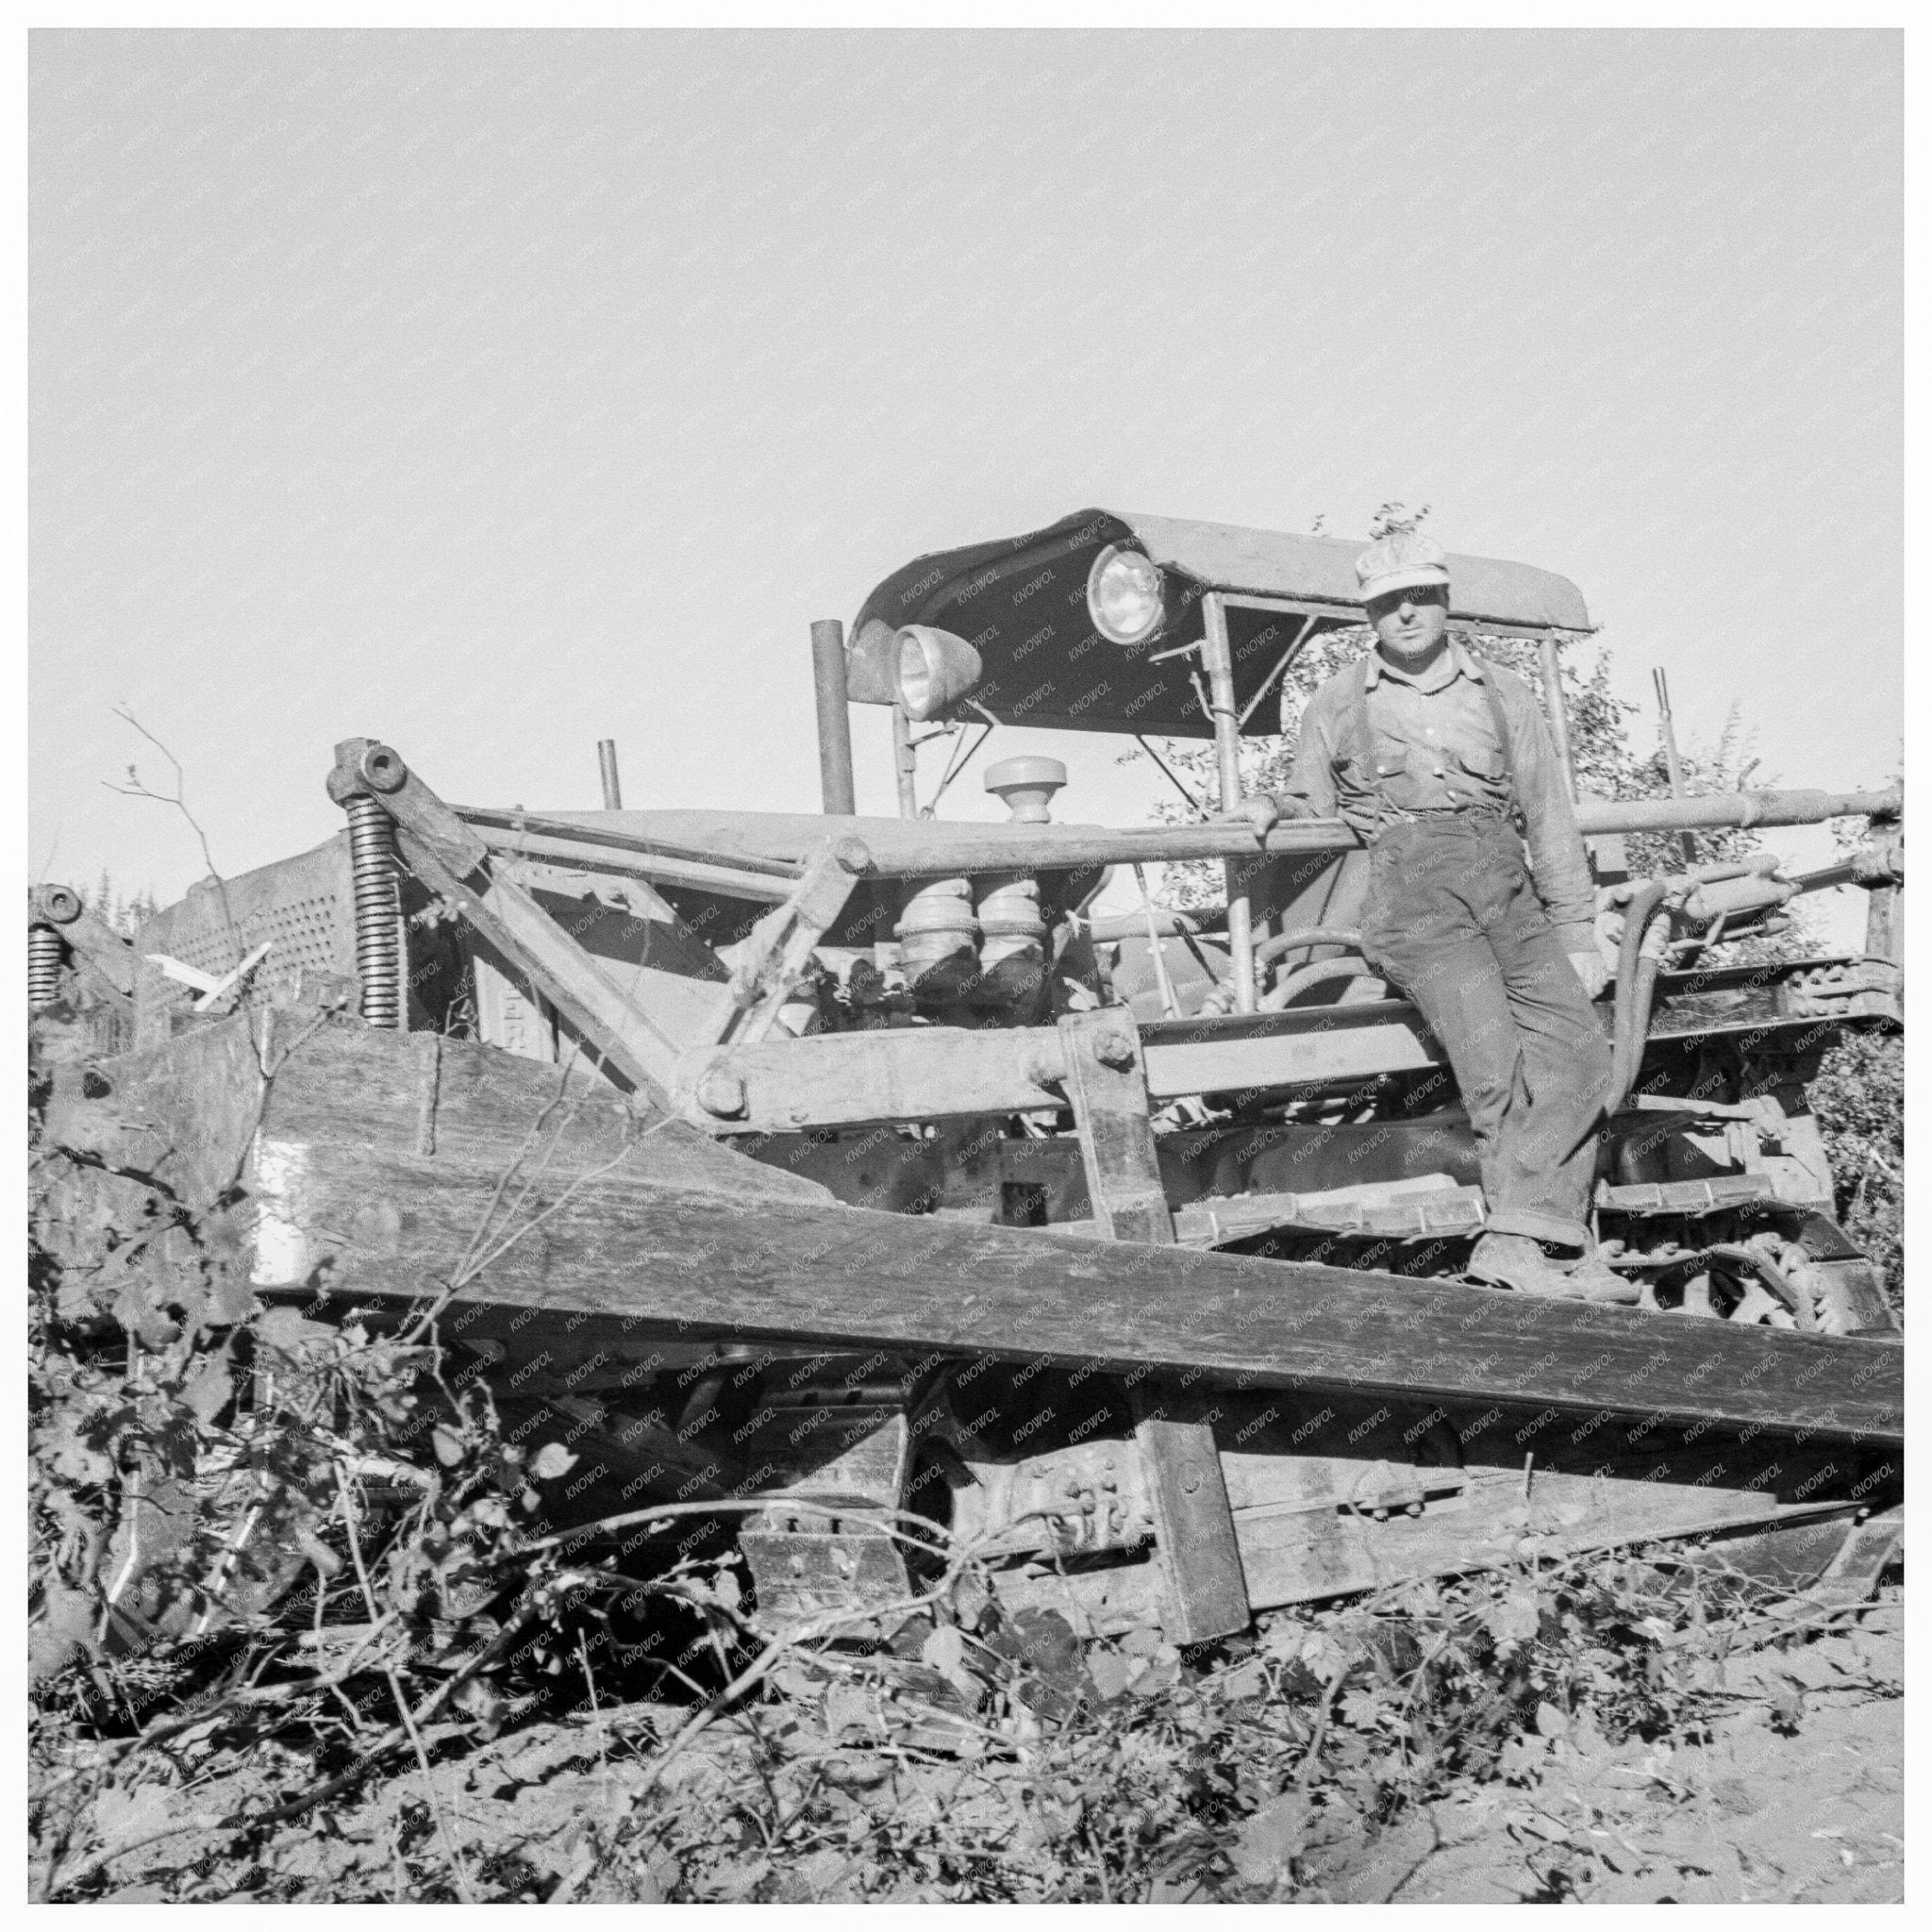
[30,28,1901,943]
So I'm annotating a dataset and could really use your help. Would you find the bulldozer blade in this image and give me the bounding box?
[44,1013,1903,1451]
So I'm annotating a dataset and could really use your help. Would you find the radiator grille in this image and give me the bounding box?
[136,836,359,1032]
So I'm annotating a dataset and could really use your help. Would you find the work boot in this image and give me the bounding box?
[1557,1247,1642,1306]
[1465,1232,1577,1296]
[1466,1233,1642,1304]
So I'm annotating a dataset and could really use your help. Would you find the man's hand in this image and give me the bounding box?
[1217,794,1280,842]
[1568,950,1609,1000]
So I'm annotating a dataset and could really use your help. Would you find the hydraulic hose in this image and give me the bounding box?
[1607,880,1672,1117]
[1259,958,1386,1011]
[1254,925,1362,968]
[1086,909,1203,943]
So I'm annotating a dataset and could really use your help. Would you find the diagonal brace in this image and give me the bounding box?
[723,841,863,1045]
[327,738,684,1108]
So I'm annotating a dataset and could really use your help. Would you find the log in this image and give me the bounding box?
[45,1015,1903,1448]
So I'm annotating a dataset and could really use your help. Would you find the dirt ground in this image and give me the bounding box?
[100,1593,1895,1905]
[1348,1609,1906,1905]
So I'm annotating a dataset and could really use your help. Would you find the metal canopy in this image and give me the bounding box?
[848,508,1592,741]
[1120,512,1593,633]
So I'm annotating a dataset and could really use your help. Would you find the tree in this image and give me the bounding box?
[81,872,160,938]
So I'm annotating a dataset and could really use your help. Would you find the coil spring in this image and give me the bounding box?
[28,924,64,1010]
[344,796,403,1028]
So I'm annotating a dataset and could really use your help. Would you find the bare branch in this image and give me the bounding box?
[103,705,239,950]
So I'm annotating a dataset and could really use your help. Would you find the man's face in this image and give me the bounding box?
[1366,582,1450,662]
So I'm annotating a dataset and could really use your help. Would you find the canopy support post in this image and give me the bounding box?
[1201,592,1257,1013]
[1538,629,1579,804]
[891,705,919,820]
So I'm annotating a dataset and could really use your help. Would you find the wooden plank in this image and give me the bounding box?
[1142,1006,1439,1095]
[1130,1400,1251,1642]
[1230,1477,1865,1611]
[995,1429,1880,1625]
[47,1011,834,1222]
[1058,1010,1173,1245]
[690,1003,1445,1131]
[1058,1009,1250,1641]
[1808,1506,1903,1605]
[682,1024,1068,1129]
[50,1017,1904,1447]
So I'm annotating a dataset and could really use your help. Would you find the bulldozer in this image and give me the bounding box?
[31,509,1905,1646]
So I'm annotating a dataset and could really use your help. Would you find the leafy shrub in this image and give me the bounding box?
[1807,1027,1905,1311]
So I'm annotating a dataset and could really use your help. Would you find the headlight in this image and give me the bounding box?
[894,625,984,722]
[1086,544,1166,646]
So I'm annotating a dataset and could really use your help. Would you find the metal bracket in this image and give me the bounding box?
[723,841,863,1046]
[30,885,140,1001]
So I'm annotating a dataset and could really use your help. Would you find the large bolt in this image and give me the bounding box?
[358,743,409,794]
[1094,1033,1137,1072]
[1023,1050,1064,1089]
[696,1066,749,1120]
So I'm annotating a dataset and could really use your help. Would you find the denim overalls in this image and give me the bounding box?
[1344,657,1613,1248]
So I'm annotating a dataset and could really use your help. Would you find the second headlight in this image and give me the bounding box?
[1086,544,1166,646]
[894,625,985,722]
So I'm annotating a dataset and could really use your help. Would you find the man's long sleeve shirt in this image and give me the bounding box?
[1272,641,1598,947]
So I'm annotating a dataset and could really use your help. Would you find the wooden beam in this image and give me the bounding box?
[1141,1004,1438,1096]
[47,1017,1900,1447]
[685,1001,1444,1131]
[1058,1008,1251,1641]
[679,1024,1068,1129]
[1058,1009,1174,1246]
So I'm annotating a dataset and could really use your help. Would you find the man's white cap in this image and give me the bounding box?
[1355,529,1451,601]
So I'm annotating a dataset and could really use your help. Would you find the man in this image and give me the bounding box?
[1231,529,1629,1300]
